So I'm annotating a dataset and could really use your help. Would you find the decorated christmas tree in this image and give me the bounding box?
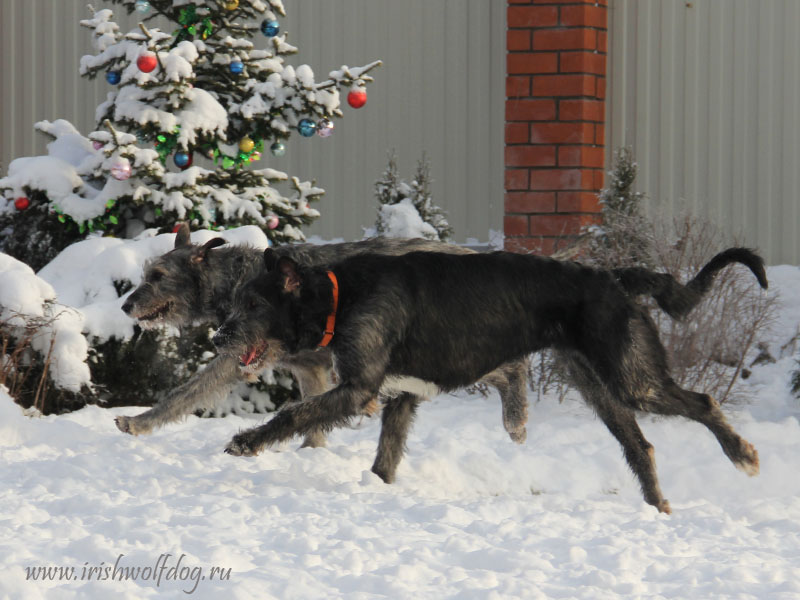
[0,0,380,268]
[373,150,452,241]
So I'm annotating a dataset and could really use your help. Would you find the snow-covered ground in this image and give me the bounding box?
[2,267,800,599]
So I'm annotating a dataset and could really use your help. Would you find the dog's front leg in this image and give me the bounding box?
[115,354,240,435]
[225,382,374,456]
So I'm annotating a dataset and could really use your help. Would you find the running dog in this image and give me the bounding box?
[213,248,767,513]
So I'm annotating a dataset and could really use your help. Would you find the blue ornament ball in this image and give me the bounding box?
[230,60,244,74]
[135,0,151,13]
[106,71,121,85]
[297,118,317,137]
[270,141,286,157]
[261,19,280,37]
[174,151,192,169]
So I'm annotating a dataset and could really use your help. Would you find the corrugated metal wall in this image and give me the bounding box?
[607,0,800,265]
[0,0,505,243]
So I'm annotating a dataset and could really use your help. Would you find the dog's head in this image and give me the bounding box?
[121,223,227,329]
[213,249,331,373]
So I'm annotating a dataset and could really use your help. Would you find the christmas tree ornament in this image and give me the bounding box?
[347,88,368,109]
[261,19,280,37]
[14,197,30,211]
[317,118,335,138]
[135,0,151,13]
[92,141,104,150]
[267,215,279,229]
[174,151,193,169]
[110,158,132,181]
[239,137,255,153]
[230,60,244,75]
[172,223,183,233]
[137,52,158,73]
[105,71,121,85]
[270,142,286,157]
[224,0,239,9]
[297,118,317,137]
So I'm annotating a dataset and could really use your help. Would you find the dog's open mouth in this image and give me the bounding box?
[240,343,268,369]
[137,301,173,322]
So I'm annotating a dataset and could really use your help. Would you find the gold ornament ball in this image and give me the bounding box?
[239,136,255,153]
[225,0,239,9]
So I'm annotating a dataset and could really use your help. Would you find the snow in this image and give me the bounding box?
[0,255,91,392]
[2,265,800,598]
[372,198,439,240]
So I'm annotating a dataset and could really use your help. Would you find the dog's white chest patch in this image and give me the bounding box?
[380,376,441,398]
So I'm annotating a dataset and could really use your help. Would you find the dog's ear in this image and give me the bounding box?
[263,248,279,272]
[277,257,302,294]
[174,223,191,249]
[191,238,227,263]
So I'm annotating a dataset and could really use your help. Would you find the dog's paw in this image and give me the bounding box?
[508,426,527,444]
[115,415,148,436]
[734,441,760,477]
[656,499,672,515]
[224,434,259,457]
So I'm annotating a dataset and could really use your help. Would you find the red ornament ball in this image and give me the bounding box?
[137,52,158,73]
[14,197,30,211]
[347,89,367,109]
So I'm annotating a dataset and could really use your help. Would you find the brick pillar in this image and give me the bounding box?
[505,0,607,254]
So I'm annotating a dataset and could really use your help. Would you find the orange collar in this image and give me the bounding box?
[318,271,339,347]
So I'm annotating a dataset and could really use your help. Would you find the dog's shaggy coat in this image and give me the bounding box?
[214,248,766,513]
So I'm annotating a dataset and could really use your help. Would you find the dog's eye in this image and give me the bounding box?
[248,298,258,310]
[150,271,163,283]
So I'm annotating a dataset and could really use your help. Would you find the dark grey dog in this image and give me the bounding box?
[213,248,766,513]
[116,225,529,448]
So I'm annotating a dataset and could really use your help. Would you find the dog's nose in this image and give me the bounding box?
[212,328,229,348]
[121,299,133,315]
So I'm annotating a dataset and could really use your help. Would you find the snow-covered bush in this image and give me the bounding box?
[371,151,452,241]
[536,148,777,405]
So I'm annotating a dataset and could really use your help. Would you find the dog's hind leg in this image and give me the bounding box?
[593,399,671,514]
[647,382,760,476]
[562,352,671,513]
[115,354,240,435]
[225,382,374,456]
[371,393,422,483]
[482,360,529,444]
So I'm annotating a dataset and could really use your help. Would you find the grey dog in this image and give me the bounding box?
[116,224,530,447]
[213,248,765,513]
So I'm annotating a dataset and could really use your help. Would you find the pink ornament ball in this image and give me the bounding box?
[110,158,133,181]
[137,52,158,73]
[347,89,367,109]
[92,141,104,150]
[267,215,279,229]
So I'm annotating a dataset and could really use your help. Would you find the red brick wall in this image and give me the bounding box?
[505,0,608,254]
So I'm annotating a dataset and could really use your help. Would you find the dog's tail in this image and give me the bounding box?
[613,248,768,319]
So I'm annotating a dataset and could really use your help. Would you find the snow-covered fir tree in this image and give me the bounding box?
[0,0,380,268]
[373,150,452,241]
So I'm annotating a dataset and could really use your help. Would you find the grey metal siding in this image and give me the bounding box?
[607,0,800,265]
[0,0,505,243]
